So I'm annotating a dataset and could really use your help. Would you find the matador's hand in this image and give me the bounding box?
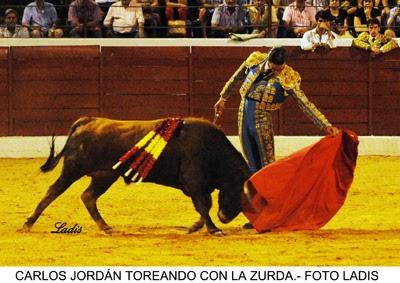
[325,126,340,137]
[214,97,226,117]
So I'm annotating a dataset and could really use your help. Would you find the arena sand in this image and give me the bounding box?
[0,156,399,266]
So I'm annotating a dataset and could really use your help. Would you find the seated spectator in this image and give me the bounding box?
[324,0,353,38]
[199,0,223,38]
[211,0,246,38]
[136,0,161,37]
[352,18,398,56]
[103,0,145,37]
[0,8,30,38]
[354,0,381,35]
[228,0,272,40]
[68,0,104,37]
[1,1,32,22]
[301,10,337,51]
[281,0,316,38]
[276,0,290,38]
[340,0,358,37]
[164,0,189,36]
[248,0,269,37]
[22,0,63,37]
[373,0,393,28]
[186,0,202,37]
[386,0,400,37]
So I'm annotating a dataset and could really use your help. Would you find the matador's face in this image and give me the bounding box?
[268,62,286,74]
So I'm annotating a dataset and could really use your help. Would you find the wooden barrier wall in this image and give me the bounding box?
[0,48,8,136]
[1,45,399,136]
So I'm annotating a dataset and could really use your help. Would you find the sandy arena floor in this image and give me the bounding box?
[0,156,399,266]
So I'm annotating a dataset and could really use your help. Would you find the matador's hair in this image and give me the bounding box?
[268,47,287,66]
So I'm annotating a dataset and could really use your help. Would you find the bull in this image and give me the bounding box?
[22,117,251,235]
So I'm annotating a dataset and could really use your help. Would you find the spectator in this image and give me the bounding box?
[248,0,269,37]
[68,0,104,37]
[136,0,161,37]
[228,0,273,40]
[340,0,358,37]
[0,8,30,38]
[103,0,145,37]
[380,0,394,27]
[22,0,62,37]
[199,0,223,37]
[156,0,169,37]
[386,0,400,37]
[354,0,381,35]
[186,0,201,37]
[211,0,246,38]
[164,0,188,36]
[301,10,337,51]
[1,1,32,22]
[324,0,352,38]
[281,0,316,38]
[352,18,398,56]
[276,0,291,38]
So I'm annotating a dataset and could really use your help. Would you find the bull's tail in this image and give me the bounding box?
[40,117,93,172]
[40,136,61,172]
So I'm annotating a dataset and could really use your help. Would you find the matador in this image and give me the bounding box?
[214,47,339,174]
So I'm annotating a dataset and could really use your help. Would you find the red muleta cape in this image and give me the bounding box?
[242,130,359,233]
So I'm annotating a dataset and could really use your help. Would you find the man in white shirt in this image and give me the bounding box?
[0,8,30,38]
[103,0,145,37]
[282,0,316,38]
[301,10,337,51]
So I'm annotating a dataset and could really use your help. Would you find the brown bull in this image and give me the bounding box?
[22,117,251,235]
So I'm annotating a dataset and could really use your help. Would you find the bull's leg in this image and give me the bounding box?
[81,171,119,234]
[188,217,204,233]
[190,192,223,236]
[22,173,78,231]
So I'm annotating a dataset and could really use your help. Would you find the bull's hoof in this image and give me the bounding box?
[188,226,201,234]
[102,226,113,235]
[188,221,205,234]
[18,223,32,233]
[210,230,225,237]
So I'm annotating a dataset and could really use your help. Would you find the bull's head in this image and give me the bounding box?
[217,179,255,223]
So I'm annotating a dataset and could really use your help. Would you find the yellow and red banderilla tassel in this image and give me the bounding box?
[112,118,183,184]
